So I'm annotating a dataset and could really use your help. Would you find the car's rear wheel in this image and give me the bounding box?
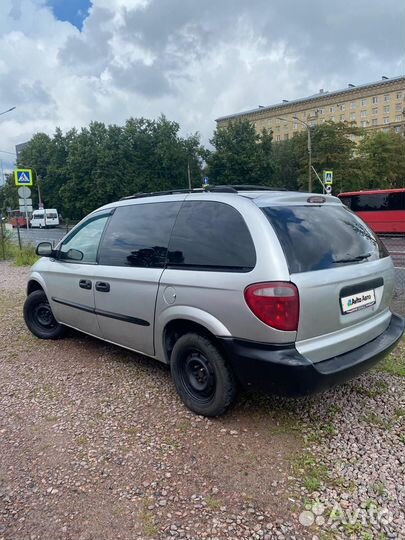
[170,333,237,416]
[23,290,66,339]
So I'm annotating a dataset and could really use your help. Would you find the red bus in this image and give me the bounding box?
[8,210,28,228]
[338,188,405,234]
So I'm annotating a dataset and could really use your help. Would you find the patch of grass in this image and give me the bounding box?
[362,412,393,430]
[13,245,38,266]
[371,481,386,497]
[176,420,191,433]
[32,383,59,400]
[140,510,158,537]
[293,455,329,493]
[76,435,88,446]
[205,496,222,510]
[320,423,337,437]
[0,236,39,266]
[394,407,405,418]
[328,403,342,416]
[377,344,405,377]
[123,427,138,436]
[352,379,389,398]
[304,423,337,444]
[162,438,180,450]
[330,476,357,492]
[342,522,367,536]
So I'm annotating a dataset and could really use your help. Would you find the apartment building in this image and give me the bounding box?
[216,75,405,141]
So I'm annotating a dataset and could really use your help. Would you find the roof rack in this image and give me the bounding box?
[212,184,287,192]
[120,188,203,200]
[120,185,286,200]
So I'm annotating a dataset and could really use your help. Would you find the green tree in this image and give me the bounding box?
[270,137,301,191]
[17,132,53,208]
[292,121,364,193]
[0,173,18,213]
[12,116,205,220]
[207,120,273,185]
[358,130,405,188]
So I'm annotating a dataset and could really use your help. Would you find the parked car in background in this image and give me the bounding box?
[23,187,404,416]
[30,209,60,229]
[338,188,405,234]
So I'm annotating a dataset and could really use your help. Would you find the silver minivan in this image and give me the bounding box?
[23,187,404,416]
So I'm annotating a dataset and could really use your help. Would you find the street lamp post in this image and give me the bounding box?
[0,107,16,117]
[277,115,313,192]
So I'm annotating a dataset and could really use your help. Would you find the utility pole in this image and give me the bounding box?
[37,175,42,207]
[277,115,314,192]
[187,160,191,190]
[307,125,312,193]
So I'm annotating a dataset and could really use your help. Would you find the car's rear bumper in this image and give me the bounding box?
[218,313,405,396]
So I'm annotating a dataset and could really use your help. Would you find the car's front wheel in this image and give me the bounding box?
[170,333,237,416]
[23,290,66,339]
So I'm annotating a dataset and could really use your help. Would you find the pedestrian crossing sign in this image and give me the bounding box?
[323,170,333,186]
[14,169,33,186]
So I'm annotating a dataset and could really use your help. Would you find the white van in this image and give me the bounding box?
[30,209,60,229]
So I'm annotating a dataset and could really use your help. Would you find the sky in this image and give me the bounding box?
[0,0,404,173]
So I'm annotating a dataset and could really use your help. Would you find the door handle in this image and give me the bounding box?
[79,279,92,290]
[95,281,110,293]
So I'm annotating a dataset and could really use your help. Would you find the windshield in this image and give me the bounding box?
[262,204,389,274]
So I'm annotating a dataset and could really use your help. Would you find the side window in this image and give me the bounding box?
[387,192,405,211]
[98,202,182,267]
[59,214,109,263]
[167,201,256,271]
[353,194,388,212]
[352,193,405,212]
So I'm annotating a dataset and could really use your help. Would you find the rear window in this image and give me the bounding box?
[262,204,389,274]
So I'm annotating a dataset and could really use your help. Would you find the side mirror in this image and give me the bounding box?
[65,248,84,261]
[36,242,54,257]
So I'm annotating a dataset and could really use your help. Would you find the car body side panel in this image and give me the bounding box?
[92,266,162,357]
[30,257,102,337]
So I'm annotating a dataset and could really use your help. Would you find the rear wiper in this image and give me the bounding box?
[333,253,371,264]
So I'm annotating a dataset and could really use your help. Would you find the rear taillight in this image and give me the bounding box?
[244,282,299,331]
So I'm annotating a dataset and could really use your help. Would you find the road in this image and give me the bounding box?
[379,235,405,268]
[11,227,68,248]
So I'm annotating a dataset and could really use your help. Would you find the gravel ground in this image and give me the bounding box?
[0,262,404,540]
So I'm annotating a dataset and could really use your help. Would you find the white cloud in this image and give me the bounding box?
[0,0,403,175]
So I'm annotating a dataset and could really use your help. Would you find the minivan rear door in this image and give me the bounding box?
[94,200,183,357]
[261,202,395,362]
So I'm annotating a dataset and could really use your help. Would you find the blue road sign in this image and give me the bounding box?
[14,169,33,186]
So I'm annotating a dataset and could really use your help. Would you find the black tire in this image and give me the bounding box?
[170,333,237,417]
[23,290,66,340]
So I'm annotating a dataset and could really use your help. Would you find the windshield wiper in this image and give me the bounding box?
[333,253,372,264]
